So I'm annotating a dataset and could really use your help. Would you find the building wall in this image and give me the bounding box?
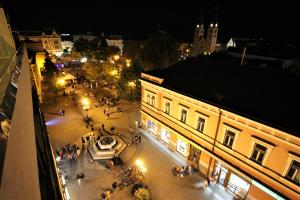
[140,78,300,200]
[106,39,124,55]
[0,8,16,59]
[19,33,62,55]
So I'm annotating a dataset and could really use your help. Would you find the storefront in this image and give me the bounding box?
[146,119,157,135]
[213,162,250,199]
[176,138,188,157]
[160,127,170,144]
[188,145,201,169]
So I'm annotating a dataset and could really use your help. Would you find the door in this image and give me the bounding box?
[219,169,227,185]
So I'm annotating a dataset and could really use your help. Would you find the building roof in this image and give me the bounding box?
[143,58,300,137]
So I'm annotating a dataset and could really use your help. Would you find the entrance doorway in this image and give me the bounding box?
[188,145,201,169]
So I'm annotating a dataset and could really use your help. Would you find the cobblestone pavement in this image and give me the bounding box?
[44,84,234,200]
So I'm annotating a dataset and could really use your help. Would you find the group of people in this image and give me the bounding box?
[172,165,192,177]
[105,160,114,171]
[131,134,141,145]
[55,144,80,165]
[59,109,65,116]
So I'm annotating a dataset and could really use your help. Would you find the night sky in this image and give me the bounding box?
[1,0,299,43]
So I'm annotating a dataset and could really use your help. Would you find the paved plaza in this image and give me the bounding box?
[44,84,235,200]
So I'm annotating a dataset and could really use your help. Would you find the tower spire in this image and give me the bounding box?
[200,8,204,25]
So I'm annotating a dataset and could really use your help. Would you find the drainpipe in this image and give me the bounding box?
[206,108,222,177]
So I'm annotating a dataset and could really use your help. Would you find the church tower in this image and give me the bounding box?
[206,7,218,53]
[192,9,206,56]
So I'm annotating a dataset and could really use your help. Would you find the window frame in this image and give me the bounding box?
[248,136,274,166]
[282,152,300,185]
[220,124,241,150]
[179,108,188,123]
[163,98,171,115]
[223,130,236,149]
[195,112,208,133]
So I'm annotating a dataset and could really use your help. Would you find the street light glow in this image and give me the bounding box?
[113,55,120,61]
[110,70,118,75]
[82,98,90,109]
[128,81,136,87]
[135,159,143,167]
[80,57,87,63]
[57,78,65,86]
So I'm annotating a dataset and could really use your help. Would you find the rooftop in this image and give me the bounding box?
[143,58,300,137]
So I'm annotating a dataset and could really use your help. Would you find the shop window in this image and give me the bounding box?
[223,130,235,149]
[177,138,187,156]
[164,102,170,114]
[286,160,300,185]
[160,128,170,144]
[180,109,187,123]
[250,143,267,165]
[196,117,205,132]
[188,145,201,166]
[227,173,250,198]
[146,119,157,134]
[151,96,155,106]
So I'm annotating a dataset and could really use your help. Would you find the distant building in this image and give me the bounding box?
[140,57,300,200]
[18,30,63,56]
[106,35,124,55]
[73,32,101,42]
[192,9,218,56]
[178,42,192,60]
[61,33,73,53]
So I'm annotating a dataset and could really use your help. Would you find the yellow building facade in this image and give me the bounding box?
[140,71,300,200]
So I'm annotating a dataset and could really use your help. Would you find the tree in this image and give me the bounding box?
[134,188,151,200]
[73,38,90,53]
[123,40,143,60]
[105,46,120,57]
[117,59,143,100]
[139,29,178,70]
[82,60,104,81]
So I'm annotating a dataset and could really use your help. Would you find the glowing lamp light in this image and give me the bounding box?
[57,78,65,86]
[210,23,213,27]
[110,70,118,75]
[82,98,90,110]
[113,55,120,61]
[80,57,87,63]
[197,24,199,28]
[128,81,136,87]
[135,159,143,167]
[215,23,218,27]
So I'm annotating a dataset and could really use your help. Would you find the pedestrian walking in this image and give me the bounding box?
[112,181,117,190]
[104,109,106,114]
[107,113,110,118]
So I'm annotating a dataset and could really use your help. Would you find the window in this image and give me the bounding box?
[196,117,205,132]
[146,119,157,134]
[180,109,187,123]
[223,130,235,148]
[250,143,267,164]
[151,96,155,106]
[165,102,170,114]
[286,160,300,185]
[146,94,150,104]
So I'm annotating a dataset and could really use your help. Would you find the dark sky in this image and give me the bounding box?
[1,0,299,43]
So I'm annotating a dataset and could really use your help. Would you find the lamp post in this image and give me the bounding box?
[82,98,90,121]
[128,81,136,96]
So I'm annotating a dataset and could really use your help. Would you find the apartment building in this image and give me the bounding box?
[140,58,300,200]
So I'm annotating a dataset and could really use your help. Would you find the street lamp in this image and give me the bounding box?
[57,78,66,87]
[128,81,136,95]
[82,98,90,121]
[113,55,120,61]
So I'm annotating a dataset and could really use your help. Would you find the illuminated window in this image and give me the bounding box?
[250,143,267,165]
[196,117,205,132]
[223,130,235,148]
[286,160,300,185]
[180,109,187,123]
